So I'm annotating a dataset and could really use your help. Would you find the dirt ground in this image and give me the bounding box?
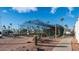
[71,37,79,51]
[0,36,35,51]
[0,36,77,51]
[0,36,62,51]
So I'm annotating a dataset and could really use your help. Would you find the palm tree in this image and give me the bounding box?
[3,25,6,30]
[60,18,64,22]
[8,26,10,30]
[64,24,68,35]
[60,18,64,36]
[9,23,12,30]
[47,21,50,37]
[36,25,40,34]
[0,16,2,30]
[55,24,57,39]
[47,21,50,24]
[47,21,51,39]
[64,24,68,29]
[10,23,12,26]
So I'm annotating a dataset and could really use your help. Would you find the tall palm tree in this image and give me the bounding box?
[47,21,51,38]
[9,23,12,30]
[8,26,10,30]
[10,23,12,26]
[3,25,6,30]
[60,18,64,22]
[0,16,2,31]
[55,24,57,38]
[60,18,64,36]
[64,24,68,35]
[64,24,68,29]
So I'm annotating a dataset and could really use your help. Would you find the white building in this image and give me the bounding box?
[75,17,79,43]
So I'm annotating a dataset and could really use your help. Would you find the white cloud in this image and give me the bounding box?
[51,7,58,14]
[68,7,74,12]
[2,10,8,13]
[67,7,74,17]
[51,7,74,17]
[68,13,74,17]
[12,7,37,13]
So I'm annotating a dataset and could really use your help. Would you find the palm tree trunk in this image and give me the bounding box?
[55,24,57,39]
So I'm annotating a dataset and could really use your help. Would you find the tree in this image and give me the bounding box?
[8,26,10,30]
[47,21,51,38]
[8,23,13,30]
[10,23,12,28]
[10,23,12,26]
[64,24,68,35]
[3,25,6,30]
[64,24,68,29]
[60,18,64,36]
[60,18,64,22]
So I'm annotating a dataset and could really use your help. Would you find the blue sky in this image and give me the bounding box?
[0,7,79,29]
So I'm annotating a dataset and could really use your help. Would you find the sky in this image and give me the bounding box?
[0,7,79,29]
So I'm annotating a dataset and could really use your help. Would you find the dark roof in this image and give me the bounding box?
[26,20,63,28]
[20,20,63,29]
